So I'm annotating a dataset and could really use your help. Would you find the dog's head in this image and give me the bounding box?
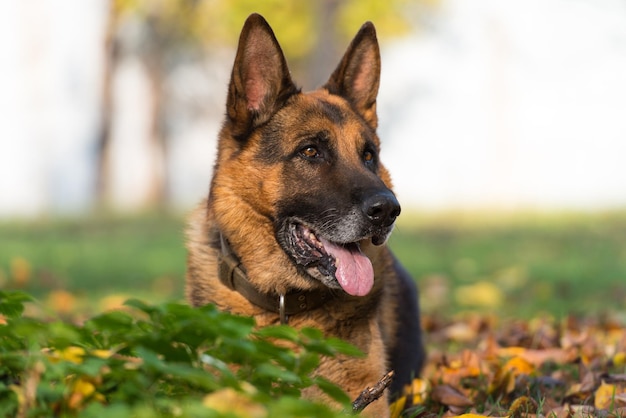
[211,14,399,297]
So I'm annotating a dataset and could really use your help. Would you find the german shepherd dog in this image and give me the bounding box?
[186,13,424,416]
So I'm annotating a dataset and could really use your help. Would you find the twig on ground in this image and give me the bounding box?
[352,370,395,414]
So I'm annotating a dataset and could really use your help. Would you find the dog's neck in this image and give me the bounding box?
[217,233,332,324]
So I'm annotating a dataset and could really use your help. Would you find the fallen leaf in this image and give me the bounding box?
[203,387,266,418]
[10,257,31,286]
[502,356,535,376]
[431,384,473,408]
[508,395,538,417]
[47,346,86,364]
[46,290,77,314]
[488,368,515,397]
[454,281,503,309]
[403,377,430,404]
[595,381,617,410]
[68,377,104,409]
[389,396,406,418]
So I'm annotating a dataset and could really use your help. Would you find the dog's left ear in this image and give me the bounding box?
[324,22,381,129]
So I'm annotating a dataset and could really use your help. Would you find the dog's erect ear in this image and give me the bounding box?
[324,22,381,128]
[226,13,299,139]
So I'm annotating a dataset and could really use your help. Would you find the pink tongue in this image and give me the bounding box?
[319,238,374,296]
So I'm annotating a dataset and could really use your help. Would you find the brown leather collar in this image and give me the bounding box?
[217,234,332,324]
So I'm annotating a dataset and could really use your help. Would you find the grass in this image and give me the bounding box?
[0,214,187,314]
[1,211,625,319]
[391,211,626,318]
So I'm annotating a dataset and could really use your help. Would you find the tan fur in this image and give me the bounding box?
[186,13,423,417]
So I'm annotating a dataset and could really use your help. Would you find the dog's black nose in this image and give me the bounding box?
[362,190,401,227]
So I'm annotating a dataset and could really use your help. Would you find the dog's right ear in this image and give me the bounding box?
[226,13,299,139]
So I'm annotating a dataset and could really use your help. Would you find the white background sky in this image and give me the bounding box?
[1,0,625,217]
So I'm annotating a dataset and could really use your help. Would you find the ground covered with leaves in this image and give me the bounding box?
[395,313,626,417]
[2,291,625,417]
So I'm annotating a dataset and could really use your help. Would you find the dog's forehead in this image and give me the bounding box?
[282,91,377,143]
[305,90,353,122]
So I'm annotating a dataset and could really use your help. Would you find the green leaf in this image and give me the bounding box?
[300,327,324,340]
[0,291,33,319]
[87,310,134,332]
[124,298,163,317]
[314,376,352,407]
[255,363,301,384]
[325,338,364,358]
[255,325,299,342]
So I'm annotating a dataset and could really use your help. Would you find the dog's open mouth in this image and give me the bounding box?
[284,223,374,296]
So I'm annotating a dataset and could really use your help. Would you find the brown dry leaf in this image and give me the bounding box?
[444,321,479,342]
[498,346,575,367]
[431,384,473,408]
[433,349,488,388]
[10,257,31,286]
[579,363,599,393]
[391,313,626,417]
[46,290,77,315]
[564,382,591,403]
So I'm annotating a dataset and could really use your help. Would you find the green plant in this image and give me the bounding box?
[0,291,359,417]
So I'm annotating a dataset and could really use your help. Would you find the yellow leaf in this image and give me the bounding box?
[98,294,129,312]
[48,346,85,364]
[91,349,113,359]
[508,395,538,416]
[203,388,266,418]
[454,281,503,308]
[497,347,527,357]
[389,396,406,418]
[503,356,535,377]
[73,378,96,397]
[404,378,430,404]
[595,381,617,410]
[62,346,86,364]
[68,377,104,409]
[613,352,626,367]
[9,384,25,407]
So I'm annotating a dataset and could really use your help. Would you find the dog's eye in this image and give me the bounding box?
[363,150,374,163]
[300,146,320,159]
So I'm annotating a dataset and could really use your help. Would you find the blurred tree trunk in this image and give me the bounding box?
[305,0,341,89]
[95,2,116,209]
[144,57,168,208]
[96,6,169,211]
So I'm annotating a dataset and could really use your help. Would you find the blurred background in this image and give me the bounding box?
[1,0,625,320]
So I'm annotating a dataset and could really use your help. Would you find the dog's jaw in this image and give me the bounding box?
[278,220,377,296]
